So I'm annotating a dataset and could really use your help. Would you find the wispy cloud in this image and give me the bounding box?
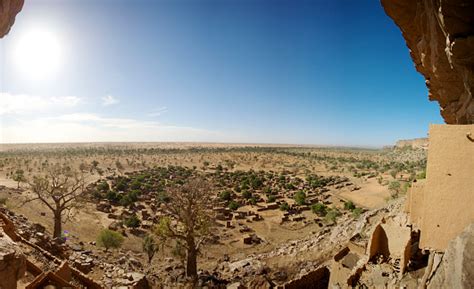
[1,113,225,143]
[0,92,81,115]
[147,106,168,117]
[101,95,119,106]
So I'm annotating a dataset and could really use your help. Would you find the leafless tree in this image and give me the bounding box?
[154,178,216,280]
[25,164,85,239]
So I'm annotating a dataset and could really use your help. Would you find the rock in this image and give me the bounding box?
[0,233,26,289]
[227,282,244,289]
[108,221,122,231]
[428,223,474,289]
[31,223,46,233]
[0,0,24,38]
[381,0,474,124]
[246,276,273,289]
[96,201,112,213]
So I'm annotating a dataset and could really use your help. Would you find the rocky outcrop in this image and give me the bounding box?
[428,223,474,289]
[381,0,474,124]
[0,232,26,289]
[0,0,24,38]
[395,138,429,149]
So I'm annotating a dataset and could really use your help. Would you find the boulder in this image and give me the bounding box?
[0,233,26,289]
[428,223,474,289]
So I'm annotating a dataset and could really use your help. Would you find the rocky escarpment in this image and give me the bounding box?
[0,0,23,38]
[395,137,429,149]
[381,0,474,124]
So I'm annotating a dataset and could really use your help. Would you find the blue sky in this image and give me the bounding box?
[0,0,443,146]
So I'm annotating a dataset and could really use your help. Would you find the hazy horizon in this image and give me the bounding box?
[1,0,443,147]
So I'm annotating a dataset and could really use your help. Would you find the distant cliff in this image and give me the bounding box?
[395,138,429,149]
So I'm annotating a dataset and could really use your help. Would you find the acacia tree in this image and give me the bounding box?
[26,165,85,239]
[154,178,215,280]
[12,169,26,189]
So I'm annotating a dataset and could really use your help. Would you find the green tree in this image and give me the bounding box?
[325,208,341,223]
[12,169,26,189]
[294,191,306,205]
[219,191,232,201]
[97,229,124,252]
[242,190,252,199]
[280,202,290,211]
[228,201,240,210]
[143,234,158,263]
[344,201,356,211]
[124,214,141,228]
[311,203,327,216]
[388,181,401,198]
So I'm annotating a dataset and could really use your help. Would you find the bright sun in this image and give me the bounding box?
[14,28,62,80]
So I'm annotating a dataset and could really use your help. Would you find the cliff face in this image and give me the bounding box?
[381,0,474,124]
[0,0,24,38]
[395,138,429,149]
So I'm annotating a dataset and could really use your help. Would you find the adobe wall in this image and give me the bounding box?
[418,124,474,250]
[406,180,425,228]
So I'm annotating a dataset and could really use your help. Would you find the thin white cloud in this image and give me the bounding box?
[0,92,81,115]
[101,95,119,106]
[1,113,225,143]
[147,106,168,117]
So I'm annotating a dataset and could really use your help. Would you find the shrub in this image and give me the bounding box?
[352,208,364,218]
[106,190,121,203]
[311,203,327,216]
[97,181,110,193]
[143,234,158,263]
[249,197,257,205]
[325,208,341,223]
[156,191,170,203]
[219,191,232,201]
[344,201,356,211]
[417,170,426,180]
[279,202,290,211]
[228,201,240,210]
[388,181,401,198]
[267,195,276,203]
[115,178,128,191]
[97,229,124,251]
[130,179,142,190]
[120,190,140,207]
[124,214,141,228]
[294,191,306,205]
[242,190,252,199]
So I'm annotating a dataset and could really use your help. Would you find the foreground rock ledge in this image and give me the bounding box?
[0,232,26,289]
[381,0,474,124]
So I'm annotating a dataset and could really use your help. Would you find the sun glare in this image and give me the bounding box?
[14,28,62,80]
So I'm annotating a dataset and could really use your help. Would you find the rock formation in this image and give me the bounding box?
[395,137,429,149]
[0,0,24,38]
[0,231,26,289]
[381,0,474,124]
[428,223,474,289]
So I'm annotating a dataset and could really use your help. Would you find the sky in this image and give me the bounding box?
[0,0,444,147]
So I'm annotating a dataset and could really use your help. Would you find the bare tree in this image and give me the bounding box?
[26,165,85,239]
[154,178,215,280]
